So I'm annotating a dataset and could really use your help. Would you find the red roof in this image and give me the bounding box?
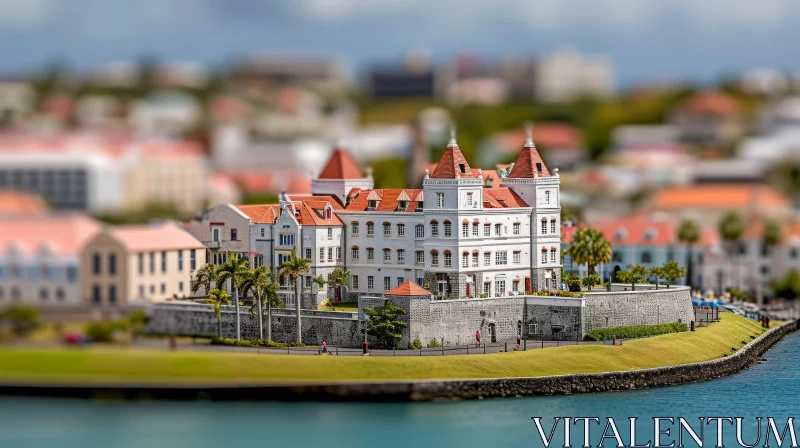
[507,140,550,178]
[471,168,500,187]
[681,90,741,117]
[562,217,718,248]
[0,214,101,256]
[430,142,476,179]
[483,188,528,208]
[108,222,205,252]
[651,184,790,211]
[345,189,423,212]
[293,201,342,226]
[386,280,432,296]
[235,204,280,224]
[286,194,343,210]
[0,189,48,215]
[496,123,581,151]
[318,149,363,179]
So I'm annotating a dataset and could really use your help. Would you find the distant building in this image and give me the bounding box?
[649,183,792,222]
[229,54,351,97]
[532,49,614,103]
[129,90,203,138]
[80,222,205,306]
[670,90,744,146]
[479,123,584,172]
[0,80,35,127]
[369,68,436,99]
[0,214,101,306]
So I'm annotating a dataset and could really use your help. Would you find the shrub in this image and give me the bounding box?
[408,338,423,350]
[528,290,583,298]
[1,305,40,336]
[84,321,123,343]
[319,298,333,309]
[564,273,581,292]
[427,338,442,348]
[583,322,688,341]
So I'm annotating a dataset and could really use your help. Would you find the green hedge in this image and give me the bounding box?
[583,322,688,341]
[210,336,305,348]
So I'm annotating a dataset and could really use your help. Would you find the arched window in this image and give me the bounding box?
[641,251,652,264]
[351,221,360,236]
[443,220,452,237]
[430,249,439,266]
[397,249,406,264]
[397,223,405,237]
[366,221,375,236]
[430,220,439,237]
[383,248,391,263]
[351,246,360,261]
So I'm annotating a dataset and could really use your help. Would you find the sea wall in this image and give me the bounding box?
[583,285,694,332]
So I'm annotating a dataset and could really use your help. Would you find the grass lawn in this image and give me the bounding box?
[0,314,768,385]
[318,302,358,312]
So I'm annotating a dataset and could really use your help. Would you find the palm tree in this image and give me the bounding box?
[205,288,231,338]
[565,227,612,278]
[718,211,745,292]
[278,248,312,343]
[677,219,700,289]
[239,265,281,341]
[191,263,224,297]
[218,255,250,341]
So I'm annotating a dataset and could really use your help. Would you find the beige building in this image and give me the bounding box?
[80,222,206,306]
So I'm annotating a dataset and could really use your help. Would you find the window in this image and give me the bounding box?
[383,223,391,236]
[437,193,444,208]
[383,249,391,263]
[398,201,408,210]
[367,222,375,236]
[352,275,359,290]
[397,224,405,237]
[397,249,405,264]
[472,222,478,236]
[161,251,167,273]
[484,252,491,266]
[367,248,375,261]
[160,283,166,294]
[368,200,378,210]
[279,234,295,246]
[529,323,539,335]
[56,288,64,301]
[305,277,311,288]
[305,248,312,259]
[395,277,403,287]
[319,248,325,262]
[327,248,333,261]
[550,220,556,234]
[231,229,238,241]
[149,253,155,272]
[178,250,183,271]
[444,252,452,267]
[513,252,521,264]
[415,251,424,264]
[444,221,452,236]
[136,253,145,275]
[495,224,501,236]
[384,277,391,291]
[513,280,519,292]
[336,247,341,260]
[462,253,469,267]
[472,253,478,267]
[108,253,116,276]
[352,222,359,235]
[641,251,652,264]
[484,282,491,296]
[150,284,155,295]
[327,228,333,239]
[139,285,145,297]
[179,282,184,292]
[92,284,101,304]
[213,228,219,242]
[545,191,550,204]
[431,221,439,237]
[39,288,48,301]
[541,250,547,263]
[466,192,473,207]
[92,253,101,275]
[462,223,469,237]
[351,247,360,261]
[109,285,117,304]
[367,276,374,291]
[484,224,491,236]
[612,251,622,262]
[513,223,520,235]
[415,224,424,238]
[495,280,505,297]
[190,249,196,270]
[541,220,547,234]
[431,252,439,266]
[495,251,507,265]
[550,249,557,263]
[261,228,265,238]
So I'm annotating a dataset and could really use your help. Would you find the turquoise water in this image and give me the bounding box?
[1,332,799,448]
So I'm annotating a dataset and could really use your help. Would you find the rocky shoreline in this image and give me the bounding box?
[0,319,796,402]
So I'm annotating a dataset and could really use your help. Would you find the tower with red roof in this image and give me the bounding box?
[311,144,374,205]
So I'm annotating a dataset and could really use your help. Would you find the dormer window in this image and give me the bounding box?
[644,228,656,241]
[615,229,626,241]
[325,208,332,220]
[459,164,466,174]
[367,200,378,210]
[398,201,408,211]
[536,162,542,172]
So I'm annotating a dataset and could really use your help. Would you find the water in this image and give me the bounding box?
[1,332,799,448]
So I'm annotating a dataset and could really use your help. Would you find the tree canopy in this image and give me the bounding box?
[364,300,408,349]
[565,227,612,276]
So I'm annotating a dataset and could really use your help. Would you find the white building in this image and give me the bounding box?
[190,127,562,300]
[533,49,614,103]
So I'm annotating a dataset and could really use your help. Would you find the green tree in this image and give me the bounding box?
[563,273,582,292]
[581,273,601,291]
[191,263,224,296]
[327,267,351,311]
[239,265,282,341]
[677,219,700,289]
[617,264,648,291]
[205,288,231,338]
[649,266,663,289]
[364,300,409,349]
[0,305,40,336]
[565,227,612,276]
[718,211,745,290]
[278,248,312,343]
[218,256,250,341]
[762,219,783,253]
[660,260,686,287]
[774,270,800,300]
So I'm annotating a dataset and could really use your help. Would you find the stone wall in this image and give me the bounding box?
[583,285,693,332]
[144,302,362,347]
[524,297,584,341]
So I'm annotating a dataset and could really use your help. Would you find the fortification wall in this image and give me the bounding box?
[583,285,693,332]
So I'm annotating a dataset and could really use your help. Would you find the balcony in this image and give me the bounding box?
[203,240,220,249]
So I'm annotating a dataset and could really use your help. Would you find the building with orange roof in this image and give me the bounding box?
[0,214,101,306]
[670,90,744,146]
[80,222,205,306]
[0,189,48,215]
[310,146,374,205]
[649,183,791,222]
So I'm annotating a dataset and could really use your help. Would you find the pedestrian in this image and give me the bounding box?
[515,334,521,351]
[475,330,481,348]
[321,341,328,354]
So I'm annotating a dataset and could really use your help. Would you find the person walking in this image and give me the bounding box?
[475,330,481,348]
[321,341,328,354]
[515,334,521,351]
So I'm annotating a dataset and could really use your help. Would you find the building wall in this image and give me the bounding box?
[0,254,82,306]
[80,234,128,306]
[125,157,209,212]
[583,286,694,332]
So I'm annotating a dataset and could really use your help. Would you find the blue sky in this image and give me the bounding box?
[1,0,799,86]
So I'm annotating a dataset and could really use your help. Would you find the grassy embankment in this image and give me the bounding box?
[0,314,770,385]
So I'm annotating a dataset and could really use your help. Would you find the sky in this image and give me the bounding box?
[1,0,800,86]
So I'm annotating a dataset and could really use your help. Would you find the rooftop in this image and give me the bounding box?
[386,280,432,296]
[108,222,205,252]
[0,214,101,256]
[318,148,363,180]
[651,183,790,211]
[0,189,48,215]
